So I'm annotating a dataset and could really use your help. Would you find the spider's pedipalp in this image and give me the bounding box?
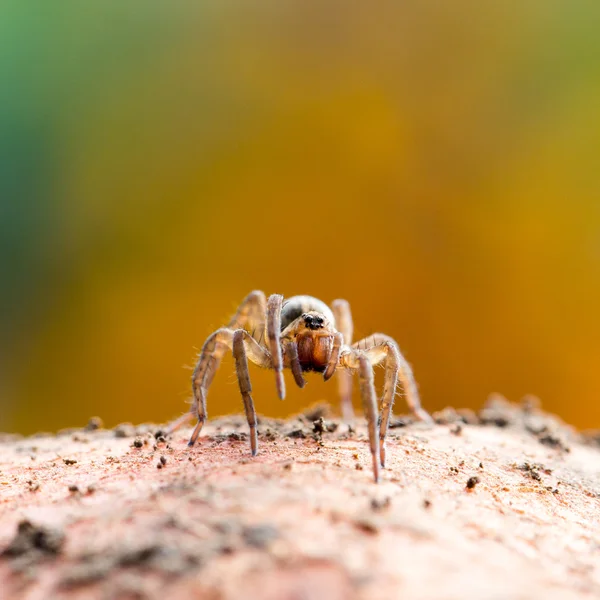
[285,340,306,388]
[323,332,343,381]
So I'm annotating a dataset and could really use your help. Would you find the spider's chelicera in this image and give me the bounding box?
[169,291,432,482]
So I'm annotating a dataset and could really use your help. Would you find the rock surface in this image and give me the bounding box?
[1,398,599,599]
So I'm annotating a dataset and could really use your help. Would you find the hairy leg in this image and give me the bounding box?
[332,299,354,420]
[228,290,267,341]
[354,334,432,467]
[188,327,271,447]
[233,330,259,455]
[266,294,285,400]
[340,350,381,483]
[168,291,268,434]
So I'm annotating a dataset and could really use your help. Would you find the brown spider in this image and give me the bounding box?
[169,291,432,482]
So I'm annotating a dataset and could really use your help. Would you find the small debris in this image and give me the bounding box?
[370,497,391,512]
[242,524,279,548]
[303,403,332,421]
[354,518,379,535]
[479,394,513,427]
[160,456,167,466]
[132,439,143,449]
[114,423,136,438]
[423,499,432,509]
[434,407,463,424]
[63,459,77,466]
[450,424,463,436]
[516,462,551,481]
[84,417,103,432]
[287,428,307,439]
[68,485,79,493]
[313,417,326,435]
[389,417,412,428]
[466,476,480,490]
[538,434,570,452]
[2,520,65,557]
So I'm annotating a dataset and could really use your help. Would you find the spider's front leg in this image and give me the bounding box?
[232,330,259,455]
[188,327,270,451]
[353,334,432,468]
[166,291,268,436]
[266,294,285,400]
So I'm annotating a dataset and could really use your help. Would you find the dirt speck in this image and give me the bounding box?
[517,462,550,482]
[242,524,279,548]
[370,497,391,512]
[114,423,136,438]
[450,424,463,436]
[2,520,65,558]
[466,476,480,490]
[84,416,104,431]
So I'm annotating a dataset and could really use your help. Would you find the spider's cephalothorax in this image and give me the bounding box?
[281,296,336,375]
[169,291,432,483]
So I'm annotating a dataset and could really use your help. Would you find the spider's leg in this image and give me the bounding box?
[332,299,354,421]
[340,350,380,483]
[233,330,258,455]
[266,294,285,400]
[354,334,432,468]
[189,328,232,446]
[228,290,267,341]
[189,327,271,450]
[165,409,194,435]
[234,331,271,454]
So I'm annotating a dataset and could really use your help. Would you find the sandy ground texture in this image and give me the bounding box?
[1,396,600,600]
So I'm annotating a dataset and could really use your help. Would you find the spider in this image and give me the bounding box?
[169,291,432,482]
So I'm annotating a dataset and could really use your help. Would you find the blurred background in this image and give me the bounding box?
[1,1,600,435]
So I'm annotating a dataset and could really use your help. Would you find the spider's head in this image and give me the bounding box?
[302,312,327,331]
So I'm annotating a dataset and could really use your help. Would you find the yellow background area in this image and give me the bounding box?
[2,2,600,434]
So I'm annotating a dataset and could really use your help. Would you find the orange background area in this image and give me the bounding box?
[2,2,600,434]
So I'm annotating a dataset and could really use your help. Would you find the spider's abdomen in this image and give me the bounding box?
[296,333,333,373]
